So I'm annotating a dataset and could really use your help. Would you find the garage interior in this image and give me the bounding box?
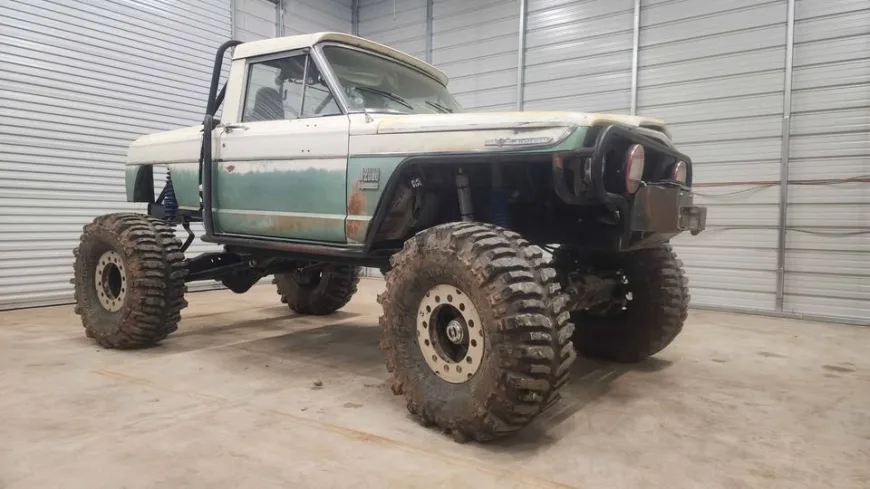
[1,0,868,487]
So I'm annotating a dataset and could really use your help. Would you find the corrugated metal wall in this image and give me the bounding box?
[359,0,520,111]
[641,0,788,313]
[0,0,231,309]
[236,0,278,41]
[432,0,519,111]
[524,0,634,114]
[284,0,352,35]
[783,0,870,320]
[359,0,428,60]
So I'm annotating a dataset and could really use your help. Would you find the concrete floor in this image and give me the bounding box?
[1,279,868,489]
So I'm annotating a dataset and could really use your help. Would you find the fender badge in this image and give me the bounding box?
[359,167,380,190]
[485,136,553,147]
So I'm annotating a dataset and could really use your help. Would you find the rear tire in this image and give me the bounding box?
[274,265,360,315]
[379,222,575,442]
[73,213,188,349]
[553,244,689,363]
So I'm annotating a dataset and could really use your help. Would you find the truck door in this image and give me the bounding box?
[215,50,349,242]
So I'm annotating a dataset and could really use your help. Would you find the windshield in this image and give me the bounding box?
[321,45,463,115]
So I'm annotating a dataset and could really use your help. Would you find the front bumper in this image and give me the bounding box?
[549,123,707,249]
[629,184,707,236]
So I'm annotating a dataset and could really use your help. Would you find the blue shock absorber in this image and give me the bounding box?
[491,188,510,228]
[490,165,509,228]
[163,171,178,223]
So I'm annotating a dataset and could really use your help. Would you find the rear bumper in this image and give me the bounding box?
[629,184,707,236]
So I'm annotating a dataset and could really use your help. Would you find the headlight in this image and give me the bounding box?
[625,144,645,193]
[673,160,687,184]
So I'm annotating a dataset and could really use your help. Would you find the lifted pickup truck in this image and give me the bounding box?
[73,32,706,442]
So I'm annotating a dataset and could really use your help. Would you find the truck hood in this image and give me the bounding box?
[128,124,204,165]
[348,111,671,155]
[372,111,666,135]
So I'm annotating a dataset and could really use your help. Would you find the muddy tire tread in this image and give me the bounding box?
[273,265,361,315]
[556,244,689,363]
[379,222,576,441]
[73,213,188,349]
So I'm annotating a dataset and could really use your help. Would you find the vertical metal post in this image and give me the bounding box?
[230,0,236,38]
[352,0,360,35]
[516,0,527,110]
[425,0,433,63]
[629,0,641,115]
[775,0,796,311]
[276,0,285,36]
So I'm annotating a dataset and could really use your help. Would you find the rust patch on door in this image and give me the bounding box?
[228,212,334,239]
[265,215,316,234]
[226,164,236,173]
[274,216,338,238]
[346,181,368,242]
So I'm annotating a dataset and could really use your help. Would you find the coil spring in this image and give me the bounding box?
[164,172,178,223]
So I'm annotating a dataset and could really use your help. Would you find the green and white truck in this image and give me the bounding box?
[73,32,707,442]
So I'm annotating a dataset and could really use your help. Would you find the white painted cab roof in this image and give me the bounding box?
[231,32,449,85]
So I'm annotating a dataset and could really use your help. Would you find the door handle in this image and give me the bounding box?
[223,123,249,133]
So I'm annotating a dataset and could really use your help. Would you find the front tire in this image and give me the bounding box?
[73,213,188,349]
[554,244,689,363]
[379,222,575,442]
[274,265,360,315]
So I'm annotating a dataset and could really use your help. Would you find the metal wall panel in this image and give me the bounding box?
[783,0,870,322]
[236,0,277,41]
[284,0,352,35]
[359,0,428,60]
[358,0,521,111]
[0,0,232,309]
[640,0,788,312]
[524,0,634,113]
[433,0,520,111]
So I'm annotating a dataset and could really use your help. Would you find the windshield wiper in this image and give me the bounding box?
[425,101,454,113]
[353,86,414,111]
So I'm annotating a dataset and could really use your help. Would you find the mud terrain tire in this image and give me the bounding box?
[379,222,576,442]
[274,265,360,315]
[73,213,188,349]
[554,244,689,363]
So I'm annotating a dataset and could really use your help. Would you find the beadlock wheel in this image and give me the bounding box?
[94,250,126,312]
[378,222,576,442]
[73,213,188,349]
[417,284,484,383]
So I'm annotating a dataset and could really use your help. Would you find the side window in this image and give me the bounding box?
[302,61,341,117]
[242,54,306,122]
